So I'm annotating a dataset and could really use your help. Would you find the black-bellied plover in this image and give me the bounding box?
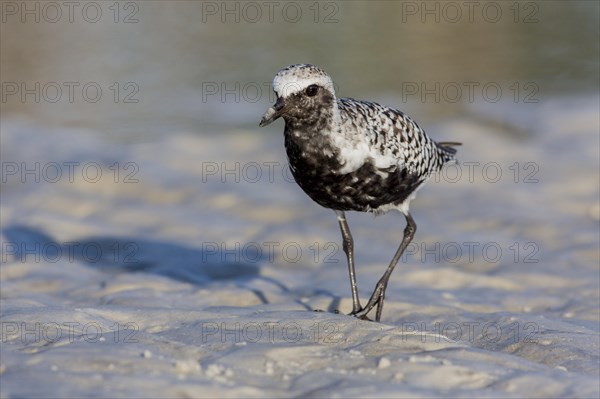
[260,64,460,322]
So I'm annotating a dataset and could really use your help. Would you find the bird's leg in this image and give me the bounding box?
[336,211,362,314]
[354,212,416,322]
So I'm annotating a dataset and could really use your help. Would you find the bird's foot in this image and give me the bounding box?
[348,310,372,321]
[348,302,370,320]
[349,303,375,321]
[349,305,377,321]
[349,282,387,322]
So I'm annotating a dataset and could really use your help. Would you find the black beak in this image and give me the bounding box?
[259,96,286,127]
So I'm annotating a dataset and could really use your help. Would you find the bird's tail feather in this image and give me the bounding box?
[437,141,461,155]
[437,141,461,163]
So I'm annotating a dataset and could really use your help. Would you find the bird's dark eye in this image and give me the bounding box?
[305,85,319,97]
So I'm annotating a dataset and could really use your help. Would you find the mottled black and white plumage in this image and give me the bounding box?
[260,64,459,321]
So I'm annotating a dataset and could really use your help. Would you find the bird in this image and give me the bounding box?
[259,64,460,322]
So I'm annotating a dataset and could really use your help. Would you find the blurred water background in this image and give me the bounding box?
[1,1,598,137]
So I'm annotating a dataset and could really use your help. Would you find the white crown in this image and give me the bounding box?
[272,64,336,98]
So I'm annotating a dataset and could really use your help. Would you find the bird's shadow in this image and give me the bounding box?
[1,225,324,310]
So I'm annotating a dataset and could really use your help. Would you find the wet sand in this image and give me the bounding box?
[1,95,598,397]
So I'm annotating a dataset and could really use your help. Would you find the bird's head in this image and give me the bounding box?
[259,64,337,128]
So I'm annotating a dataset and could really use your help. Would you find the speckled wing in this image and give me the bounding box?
[337,97,457,180]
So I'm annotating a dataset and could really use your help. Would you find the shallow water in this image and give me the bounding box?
[1,1,599,398]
